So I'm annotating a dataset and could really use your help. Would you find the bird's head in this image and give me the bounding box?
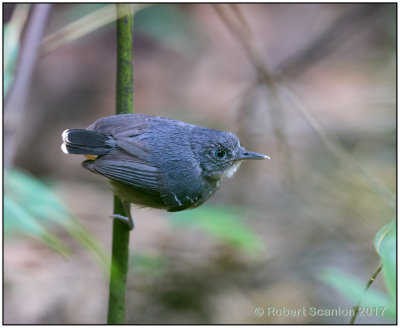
[190,128,269,182]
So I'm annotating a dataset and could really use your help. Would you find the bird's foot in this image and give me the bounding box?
[110,213,134,230]
[109,201,134,230]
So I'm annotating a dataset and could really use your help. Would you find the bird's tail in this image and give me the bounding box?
[61,129,113,156]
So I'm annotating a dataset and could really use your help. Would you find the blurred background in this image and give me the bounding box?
[4,3,396,324]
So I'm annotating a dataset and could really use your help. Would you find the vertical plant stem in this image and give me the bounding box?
[107,4,133,324]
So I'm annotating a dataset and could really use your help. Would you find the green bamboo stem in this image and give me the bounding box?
[107,4,133,324]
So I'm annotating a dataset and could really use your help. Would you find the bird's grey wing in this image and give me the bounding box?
[83,115,161,195]
[83,158,161,196]
[87,114,149,138]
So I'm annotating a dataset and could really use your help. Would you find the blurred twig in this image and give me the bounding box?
[281,86,395,207]
[4,4,30,72]
[278,4,387,77]
[4,4,52,168]
[40,3,151,55]
[212,4,395,207]
[350,264,383,324]
[213,4,295,184]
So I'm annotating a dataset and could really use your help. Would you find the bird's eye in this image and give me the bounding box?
[214,149,226,159]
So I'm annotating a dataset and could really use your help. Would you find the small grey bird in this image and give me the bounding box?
[61,114,269,229]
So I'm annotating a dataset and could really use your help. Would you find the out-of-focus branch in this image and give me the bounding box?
[281,86,395,207]
[277,4,387,77]
[350,264,383,324]
[40,3,151,55]
[4,4,52,168]
[4,4,30,72]
[212,4,395,206]
[214,4,295,184]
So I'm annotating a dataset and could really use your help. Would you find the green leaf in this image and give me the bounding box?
[5,169,70,225]
[320,268,395,320]
[381,254,396,302]
[65,220,110,275]
[4,194,71,258]
[374,220,396,301]
[169,206,265,254]
[374,220,396,257]
[4,168,109,272]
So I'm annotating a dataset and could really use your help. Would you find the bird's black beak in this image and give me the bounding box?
[237,147,270,160]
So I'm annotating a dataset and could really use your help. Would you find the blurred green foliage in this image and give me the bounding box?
[5,169,109,272]
[320,219,396,322]
[5,169,72,257]
[4,5,30,95]
[63,3,108,22]
[320,268,394,321]
[4,24,19,95]
[126,207,266,324]
[130,253,167,276]
[169,206,266,255]
[374,220,396,303]
[135,4,201,55]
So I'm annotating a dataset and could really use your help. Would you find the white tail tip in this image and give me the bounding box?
[61,143,69,154]
[62,129,70,143]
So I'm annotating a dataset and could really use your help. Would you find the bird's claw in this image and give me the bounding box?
[110,214,135,230]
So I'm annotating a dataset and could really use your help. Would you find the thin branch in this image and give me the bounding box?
[350,264,383,324]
